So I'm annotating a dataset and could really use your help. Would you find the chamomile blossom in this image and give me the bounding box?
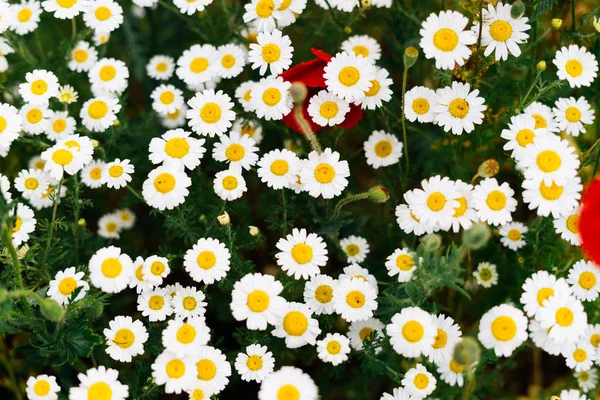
[230,272,286,330]
[233,119,263,144]
[47,267,89,306]
[434,81,486,135]
[300,148,350,199]
[437,357,466,388]
[429,314,462,365]
[338,264,377,290]
[553,96,595,137]
[258,366,318,400]
[0,174,11,203]
[213,169,247,201]
[26,375,60,400]
[172,0,211,14]
[45,112,76,142]
[80,96,121,132]
[40,143,84,180]
[250,76,292,120]
[554,208,581,246]
[149,129,205,171]
[520,270,571,318]
[553,44,598,88]
[405,175,460,231]
[81,160,106,189]
[473,262,498,288]
[141,255,170,286]
[151,350,195,394]
[472,178,517,226]
[104,315,148,363]
[97,213,122,239]
[558,389,588,400]
[88,246,133,293]
[275,228,328,280]
[93,30,110,46]
[499,222,528,251]
[243,0,283,33]
[272,302,321,349]
[138,287,173,322]
[142,166,191,210]
[537,294,588,345]
[9,203,35,247]
[89,58,129,94]
[387,307,436,358]
[404,86,439,123]
[303,274,338,315]
[186,89,235,137]
[478,304,528,357]
[57,85,78,104]
[501,114,549,159]
[338,236,369,264]
[235,81,257,112]
[522,176,582,218]
[146,55,175,80]
[212,130,259,172]
[323,51,376,103]
[172,286,207,320]
[19,69,59,105]
[527,319,566,355]
[82,0,123,33]
[363,130,403,169]
[348,317,386,351]
[30,184,67,210]
[162,317,210,358]
[0,103,22,152]
[257,149,300,189]
[402,363,437,399]
[101,158,133,189]
[0,2,13,35]
[317,333,351,366]
[519,135,580,185]
[69,366,129,400]
[341,34,381,62]
[235,344,275,383]
[176,44,218,86]
[183,237,231,285]
[356,66,393,110]
[567,260,600,302]
[563,341,596,372]
[333,277,378,322]
[21,103,52,135]
[249,29,293,76]
[524,101,560,133]
[273,0,306,27]
[215,44,246,79]
[385,248,417,283]
[14,168,49,199]
[307,89,350,127]
[575,369,598,393]
[151,84,184,115]
[395,203,437,236]
[67,40,97,72]
[190,346,231,394]
[11,0,42,35]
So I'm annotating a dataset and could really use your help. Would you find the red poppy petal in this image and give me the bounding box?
[338,104,363,129]
[580,178,600,264]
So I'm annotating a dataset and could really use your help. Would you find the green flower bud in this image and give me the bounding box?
[403,46,419,69]
[536,60,547,72]
[551,18,562,30]
[420,233,442,251]
[510,1,525,19]
[367,185,390,204]
[86,302,104,320]
[453,337,481,367]
[462,223,492,250]
[40,299,65,322]
[249,226,260,236]
[361,0,371,8]
[289,82,308,105]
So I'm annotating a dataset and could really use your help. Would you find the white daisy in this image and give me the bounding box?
[553,44,598,88]
[146,55,175,80]
[249,28,293,76]
[478,304,528,357]
[172,286,207,320]
[386,307,436,358]
[151,84,184,115]
[520,270,572,318]
[347,317,386,351]
[575,369,598,393]
[405,175,460,231]
[250,76,293,121]
[434,81,486,135]
[356,66,393,110]
[273,0,306,27]
[140,255,170,286]
[173,0,211,15]
[68,366,129,400]
[402,363,437,399]
[523,101,560,133]
[303,274,338,315]
[338,264,377,290]
[213,169,247,201]
[81,160,106,189]
[162,317,210,358]
[212,130,259,173]
[501,114,549,159]
[567,260,600,302]
[45,111,77,142]
[14,168,50,200]
[557,389,587,400]
[257,148,301,189]
[363,130,403,169]
[151,350,195,394]
[183,237,231,285]
[46,267,89,306]
[537,294,588,345]
[385,248,417,283]
[471,178,517,226]
[82,0,123,32]
[80,96,121,132]
[553,96,595,137]
[307,89,350,127]
[142,166,191,210]
[215,44,246,79]
[333,277,378,322]
[42,0,87,19]
[341,34,381,62]
[235,81,257,112]
[176,44,218,86]
[19,69,59,105]
[235,344,275,383]
[563,341,596,372]
[230,272,286,330]
[395,203,438,236]
[323,51,376,102]
[233,119,263,144]
[138,287,173,322]
[429,314,462,365]
[104,315,148,362]
[519,135,580,185]
[522,176,582,218]
[473,262,498,288]
[554,207,581,246]
[97,213,122,239]
[160,105,188,129]
[88,245,133,293]
[190,346,231,394]
[404,86,439,123]
[101,158,134,189]
[0,103,22,153]
[149,129,206,172]
[10,0,42,35]
[300,148,350,199]
[275,227,328,280]
[186,89,235,137]
[242,0,283,33]
[272,302,321,349]
[89,58,129,94]
[437,357,466,388]
[499,222,528,251]
[258,366,318,400]
[317,333,351,366]
[40,143,84,181]
[20,103,52,135]
[26,374,60,400]
[474,2,530,61]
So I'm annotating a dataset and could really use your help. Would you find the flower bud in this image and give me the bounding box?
[477,159,499,178]
[249,226,260,236]
[289,82,308,105]
[40,299,65,322]
[594,17,600,33]
[344,26,352,34]
[462,223,492,250]
[367,185,390,204]
[510,1,525,19]
[217,212,230,226]
[16,244,29,259]
[113,119,120,127]
[551,18,562,30]
[453,337,481,367]
[361,0,371,8]
[91,139,100,148]
[403,46,419,69]
[536,60,547,72]
[78,218,86,227]
[420,233,442,251]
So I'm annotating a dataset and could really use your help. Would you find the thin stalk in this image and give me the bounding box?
[4,224,32,316]
[280,188,288,236]
[332,192,369,219]
[41,178,63,274]
[462,367,475,400]
[294,105,322,154]
[571,0,576,32]
[400,67,409,173]
[520,71,541,108]
[126,185,145,202]
[71,17,77,42]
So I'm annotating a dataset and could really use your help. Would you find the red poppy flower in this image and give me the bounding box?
[280,48,363,135]
[579,177,600,265]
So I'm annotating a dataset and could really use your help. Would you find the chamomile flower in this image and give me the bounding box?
[575,369,598,393]
[149,129,205,171]
[186,89,235,137]
[141,255,170,286]
[472,178,517,226]
[14,168,49,199]
[21,103,52,135]
[151,84,184,115]
[336,236,368,263]
[395,203,437,236]
[428,314,462,365]
[88,246,133,293]
[0,2,13,34]
[341,34,381,62]
[30,184,67,210]
[138,287,173,322]
[230,272,286,330]
[522,176,582,218]
[45,112,76,142]
[235,81,257,112]
[523,101,559,133]
[162,317,210,358]
[0,174,11,203]
[272,302,321,349]
[273,0,306,27]
[89,58,129,94]
[41,143,84,180]
[258,366,318,400]
[385,248,417,283]
[213,169,247,201]
[449,180,478,232]
[176,44,218,86]
[501,114,549,159]
[29,155,46,171]
[191,346,231,394]
[0,103,22,152]
[553,44,598,88]
[235,344,275,383]
[42,0,87,19]
[275,227,328,280]
[186,386,214,400]
[478,304,528,357]
[567,260,600,302]
[520,135,580,185]
[151,350,195,394]
[173,0,211,15]
[437,357,466,387]
[93,30,110,46]
[363,130,403,169]
[129,257,152,293]
[434,81,486,135]
[402,363,436,399]
[146,55,175,80]
[338,264,377,290]
[11,0,42,35]
[97,213,122,239]
[317,333,351,366]
[160,105,188,129]
[521,270,571,319]
[473,262,498,288]
[142,166,191,210]
[257,149,300,189]
[104,315,148,363]
[563,341,596,372]
[80,96,121,132]
[554,208,581,246]
[184,237,231,285]
[499,222,528,251]
[57,84,78,104]
[243,0,283,33]
[303,274,338,315]
[419,10,476,70]
[474,2,530,61]
[69,366,129,400]
[249,29,292,76]
[387,307,436,358]
[250,76,293,120]
[47,267,89,306]
[380,388,414,400]
[357,67,393,110]
[323,51,376,102]
[300,148,350,199]
[404,86,439,123]
[101,158,134,189]
[537,294,588,344]
[115,209,135,230]
[212,130,259,172]
[83,0,123,32]
[348,317,385,351]
[553,96,595,137]
[81,160,106,189]
[334,0,359,12]
[215,44,246,79]
[307,89,350,127]
[233,119,263,144]
[405,175,460,231]
[26,375,60,400]
[333,278,377,322]
[172,286,207,320]
[558,389,588,400]
[19,69,59,105]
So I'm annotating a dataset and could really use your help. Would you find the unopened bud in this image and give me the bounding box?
[344,26,352,34]
[16,244,29,259]
[551,18,562,30]
[77,218,86,227]
[453,337,481,367]
[91,139,100,148]
[536,60,547,72]
[403,46,419,69]
[361,0,371,8]
[289,82,308,105]
[593,17,600,33]
[510,1,525,19]
[113,119,120,127]
[249,226,260,236]
[217,212,230,226]
[462,222,492,250]
[477,159,499,178]
[39,299,65,322]
[367,185,390,204]
[420,233,442,251]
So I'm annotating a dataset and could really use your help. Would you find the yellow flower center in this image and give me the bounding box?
[478,268,492,281]
[485,190,507,211]
[153,172,176,194]
[314,284,333,303]
[33,380,50,396]
[433,28,458,51]
[24,177,39,190]
[566,214,580,233]
[101,257,122,278]
[176,323,196,344]
[262,88,281,106]
[52,149,73,166]
[196,359,217,381]
[26,108,42,124]
[114,328,135,348]
[156,62,168,72]
[99,65,116,81]
[246,355,263,371]
[539,181,564,201]
[432,328,448,349]
[88,382,112,400]
[579,271,597,290]
[243,90,252,102]
[166,359,186,379]
[277,384,300,400]
[58,277,77,295]
[160,91,175,105]
[196,250,216,270]
[346,290,365,308]
[183,296,196,311]
[18,8,32,22]
[74,48,89,62]
[453,197,468,217]
[449,359,465,374]
[345,244,360,257]
[319,101,338,119]
[270,159,289,176]
[491,316,517,341]
[364,80,381,97]
[448,98,470,119]
[167,110,180,120]
[574,348,588,362]
[0,116,6,133]
[313,163,335,184]
[220,175,237,190]
[53,119,67,133]
[291,243,313,264]
[225,143,245,162]
[277,0,291,10]
[105,222,118,233]
[200,102,221,123]
[165,138,189,158]
[565,59,583,77]
[150,261,165,276]
[507,229,521,241]
[590,334,600,348]
[565,106,582,123]
[555,307,574,327]
[352,45,369,58]
[88,100,109,119]
[536,287,554,306]
[338,66,360,87]
[489,20,513,42]
[262,43,281,63]
[255,0,275,18]
[247,290,270,312]
[31,79,48,96]
[90,167,102,180]
[412,98,430,115]
[241,124,255,137]
[327,340,341,355]
[536,150,562,172]
[426,192,447,212]
[516,129,535,147]
[396,254,414,271]
[13,216,22,233]
[221,54,235,68]
[374,140,392,158]
[359,327,374,342]
[414,373,429,390]
[135,265,144,281]
[531,114,546,129]
[149,295,164,310]
[95,6,112,21]
[108,165,123,178]
[283,311,308,336]
[402,320,424,343]
[190,57,209,73]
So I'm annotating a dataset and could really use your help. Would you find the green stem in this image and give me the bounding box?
[4,223,32,316]
[400,67,409,174]
[71,17,77,42]
[294,105,322,154]
[571,0,576,32]
[520,71,541,108]
[332,192,369,219]
[281,188,288,236]
[462,367,475,400]
[126,185,144,202]
[41,178,63,271]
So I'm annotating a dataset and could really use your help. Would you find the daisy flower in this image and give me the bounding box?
[519,135,580,185]
[537,294,588,344]
[341,34,381,62]
[471,178,517,226]
[347,317,385,351]
[473,2,530,61]
[405,175,460,231]
[338,264,377,289]
[0,103,22,152]
[385,248,417,283]
[303,274,338,315]
[81,160,106,189]
[272,302,321,349]
[149,129,205,172]
[186,386,214,400]
[176,44,218,86]
[20,103,52,135]
[141,255,170,286]
[257,149,300,189]
[45,111,76,142]
[307,89,350,127]
[14,168,49,199]
[243,0,283,33]
[273,0,306,27]
[317,333,351,366]
[402,363,437,398]
[419,10,476,70]
[230,272,286,330]
[429,314,462,365]
[30,185,67,210]
[235,344,275,383]
[88,245,133,293]
[162,317,210,358]
[213,169,247,201]
[69,366,129,400]
[395,203,437,236]
[558,389,587,400]
[57,84,78,104]
[0,2,13,34]
[522,176,582,218]
[186,89,235,137]
[338,235,368,263]
[89,58,129,94]
[0,174,11,203]
[160,105,188,129]
[26,374,60,400]
[250,76,293,120]
[97,213,122,239]
[151,84,184,115]
[404,86,439,123]
[40,143,84,181]
[563,341,596,372]
[80,96,121,132]
[93,30,111,46]
[235,81,257,112]
[567,260,600,302]
[42,0,87,19]
[115,209,134,230]
[478,304,528,357]
[142,166,191,210]
[151,350,196,394]
[275,227,328,280]
[234,119,263,145]
[82,0,123,32]
[520,270,571,318]
[450,179,478,233]
[363,130,403,169]
[553,96,595,137]
[129,257,152,293]
[300,148,350,199]
[380,387,415,400]
[249,28,293,76]
[101,158,134,189]
[473,262,498,288]
[60,134,94,166]
[553,44,598,88]
[212,130,259,172]
[215,44,246,79]
[138,287,173,322]
[434,81,486,135]
[523,101,560,133]
[19,69,59,105]
[575,369,598,393]
[437,357,466,387]
[323,51,376,102]
[172,286,207,320]
[333,278,377,322]
[46,267,88,306]
[10,0,42,35]
[183,237,231,284]
[190,346,231,394]
[501,114,549,159]
[356,66,393,110]
[554,208,581,246]
[499,222,528,251]
[386,307,436,358]
[104,315,148,363]
[529,318,562,354]
[258,367,318,400]
[146,55,175,80]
